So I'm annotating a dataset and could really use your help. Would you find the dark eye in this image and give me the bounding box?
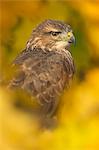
[51,31,61,36]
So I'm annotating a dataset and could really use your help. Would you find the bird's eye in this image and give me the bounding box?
[51,31,61,36]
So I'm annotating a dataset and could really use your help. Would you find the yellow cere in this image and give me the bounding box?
[67,32,71,37]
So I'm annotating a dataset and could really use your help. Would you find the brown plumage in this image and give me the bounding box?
[9,19,75,117]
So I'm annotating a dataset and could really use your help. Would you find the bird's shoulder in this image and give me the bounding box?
[12,48,44,65]
[12,47,64,65]
[12,47,75,78]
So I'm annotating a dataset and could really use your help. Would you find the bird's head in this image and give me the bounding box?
[29,19,75,51]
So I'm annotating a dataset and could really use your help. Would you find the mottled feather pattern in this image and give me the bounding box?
[10,48,74,112]
[9,19,75,117]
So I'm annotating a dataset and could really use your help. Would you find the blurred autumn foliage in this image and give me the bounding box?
[0,0,99,150]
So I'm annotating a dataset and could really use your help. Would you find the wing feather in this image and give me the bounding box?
[9,48,74,106]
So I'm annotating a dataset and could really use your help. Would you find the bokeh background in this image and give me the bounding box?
[0,0,99,150]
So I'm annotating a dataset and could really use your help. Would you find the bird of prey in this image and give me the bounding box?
[9,19,75,118]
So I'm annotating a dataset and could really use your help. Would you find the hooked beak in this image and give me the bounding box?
[68,34,75,44]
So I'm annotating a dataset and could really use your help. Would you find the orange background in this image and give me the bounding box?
[0,0,99,150]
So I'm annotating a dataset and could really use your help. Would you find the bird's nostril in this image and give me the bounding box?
[67,32,71,37]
